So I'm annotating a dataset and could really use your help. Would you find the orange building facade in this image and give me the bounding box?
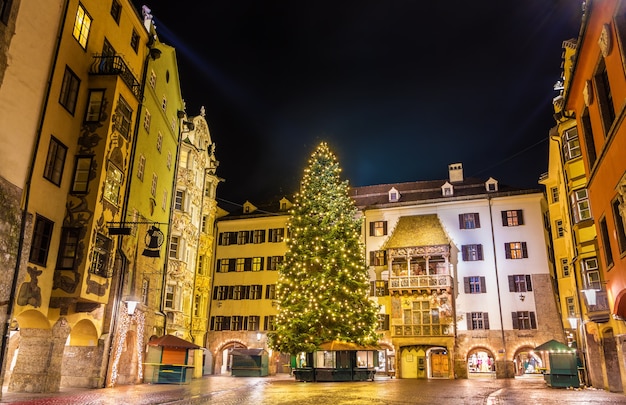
[565,0,626,393]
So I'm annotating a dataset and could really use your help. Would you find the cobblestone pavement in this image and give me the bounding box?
[1,374,626,405]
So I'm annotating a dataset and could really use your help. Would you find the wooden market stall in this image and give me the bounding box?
[144,335,201,384]
[293,340,379,382]
[534,339,580,388]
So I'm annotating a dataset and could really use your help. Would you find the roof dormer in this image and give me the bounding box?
[242,201,257,214]
[441,181,454,196]
[485,177,498,192]
[279,197,293,211]
[388,187,400,202]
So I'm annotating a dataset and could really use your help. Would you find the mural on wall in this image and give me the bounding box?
[17,266,43,307]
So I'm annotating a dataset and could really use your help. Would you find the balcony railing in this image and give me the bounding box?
[389,275,452,290]
[90,55,141,99]
[392,323,453,337]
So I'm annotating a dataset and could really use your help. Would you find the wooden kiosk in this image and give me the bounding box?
[534,339,580,388]
[293,341,379,382]
[144,335,201,384]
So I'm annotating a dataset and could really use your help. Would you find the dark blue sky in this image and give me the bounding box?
[133,0,583,205]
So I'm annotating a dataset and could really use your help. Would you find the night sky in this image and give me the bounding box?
[131,1,583,206]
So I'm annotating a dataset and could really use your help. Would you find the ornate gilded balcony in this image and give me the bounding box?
[389,274,453,290]
[90,55,141,99]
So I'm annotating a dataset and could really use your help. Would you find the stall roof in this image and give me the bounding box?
[534,339,575,353]
[147,334,201,349]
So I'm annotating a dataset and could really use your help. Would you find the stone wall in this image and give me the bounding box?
[61,345,103,388]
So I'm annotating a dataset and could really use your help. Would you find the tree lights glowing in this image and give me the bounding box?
[267,142,378,354]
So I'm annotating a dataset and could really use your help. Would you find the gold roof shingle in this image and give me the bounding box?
[383,214,449,249]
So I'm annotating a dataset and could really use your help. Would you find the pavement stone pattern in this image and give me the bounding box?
[1,374,626,405]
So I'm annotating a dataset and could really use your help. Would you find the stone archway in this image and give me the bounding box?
[214,340,247,375]
[467,347,495,377]
[61,319,101,388]
[512,345,544,376]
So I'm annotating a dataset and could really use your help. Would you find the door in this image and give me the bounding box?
[431,352,449,378]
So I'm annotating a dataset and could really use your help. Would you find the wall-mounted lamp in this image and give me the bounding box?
[568,317,578,329]
[257,333,262,342]
[125,299,140,315]
[582,289,598,305]
[519,293,526,302]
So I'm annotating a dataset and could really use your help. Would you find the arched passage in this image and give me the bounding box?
[61,319,101,388]
[513,345,544,376]
[467,347,495,377]
[214,340,248,375]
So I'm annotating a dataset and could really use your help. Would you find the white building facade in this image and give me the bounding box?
[352,164,565,379]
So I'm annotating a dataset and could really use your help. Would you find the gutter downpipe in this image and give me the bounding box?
[488,195,508,377]
[0,0,71,393]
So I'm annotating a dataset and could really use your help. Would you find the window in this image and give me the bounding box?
[467,312,490,330]
[103,162,123,204]
[369,250,387,266]
[369,221,387,236]
[162,190,167,211]
[115,96,132,139]
[370,280,388,297]
[29,215,54,266]
[59,67,80,114]
[56,228,80,269]
[149,70,157,89]
[377,314,390,331]
[89,234,112,277]
[461,245,483,261]
[250,285,262,300]
[236,258,245,272]
[550,187,559,203]
[562,127,581,161]
[197,255,205,275]
[232,286,242,300]
[161,96,167,112]
[248,316,260,331]
[505,242,528,259]
[143,109,151,132]
[167,151,172,170]
[264,315,276,331]
[238,231,251,245]
[150,173,157,197]
[555,219,564,238]
[561,258,570,277]
[130,30,139,53]
[501,210,524,227]
[137,154,145,181]
[156,132,163,152]
[267,256,283,270]
[566,297,576,317]
[169,236,180,259]
[582,257,601,289]
[218,232,237,246]
[571,189,591,223]
[508,275,532,292]
[0,0,13,25]
[253,229,266,243]
[72,4,92,48]
[194,295,202,317]
[464,276,486,294]
[594,59,616,136]
[165,285,176,309]
[71,156,93,193]
[85,89,104,122]
[175,190,184,210]
[459,213,480,229]
[110,0,121,23]
[43,137,67,186]
[612,198,626,254]
[141,278,149,305]
[512,311,537,330]
[217,259,230,273]
[581,110,597,167]
[201,216,208,233]
[252,257,264,271]
[265,284,276,300]
[599,217,614,268]
[268,228,284,242]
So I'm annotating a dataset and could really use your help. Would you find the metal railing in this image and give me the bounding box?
[90,55,141,99]
[389,274,452,289]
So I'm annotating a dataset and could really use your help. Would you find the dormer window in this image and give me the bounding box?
[485,177,498,192]
[441,181,453,196]
[388,187,400,202]
[242,201,257,214]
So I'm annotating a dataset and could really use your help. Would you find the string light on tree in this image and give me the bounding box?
[267,142,378,355]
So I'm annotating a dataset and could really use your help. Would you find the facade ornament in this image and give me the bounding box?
[200,106,206,117]
[583,80,593,107]
[599,23,612,57]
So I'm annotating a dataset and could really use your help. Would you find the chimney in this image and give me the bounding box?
[448,163,464,183]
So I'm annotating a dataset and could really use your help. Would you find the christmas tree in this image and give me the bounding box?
[268,142,379,355]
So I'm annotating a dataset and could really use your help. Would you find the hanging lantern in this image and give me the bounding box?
[142,225,164,258]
